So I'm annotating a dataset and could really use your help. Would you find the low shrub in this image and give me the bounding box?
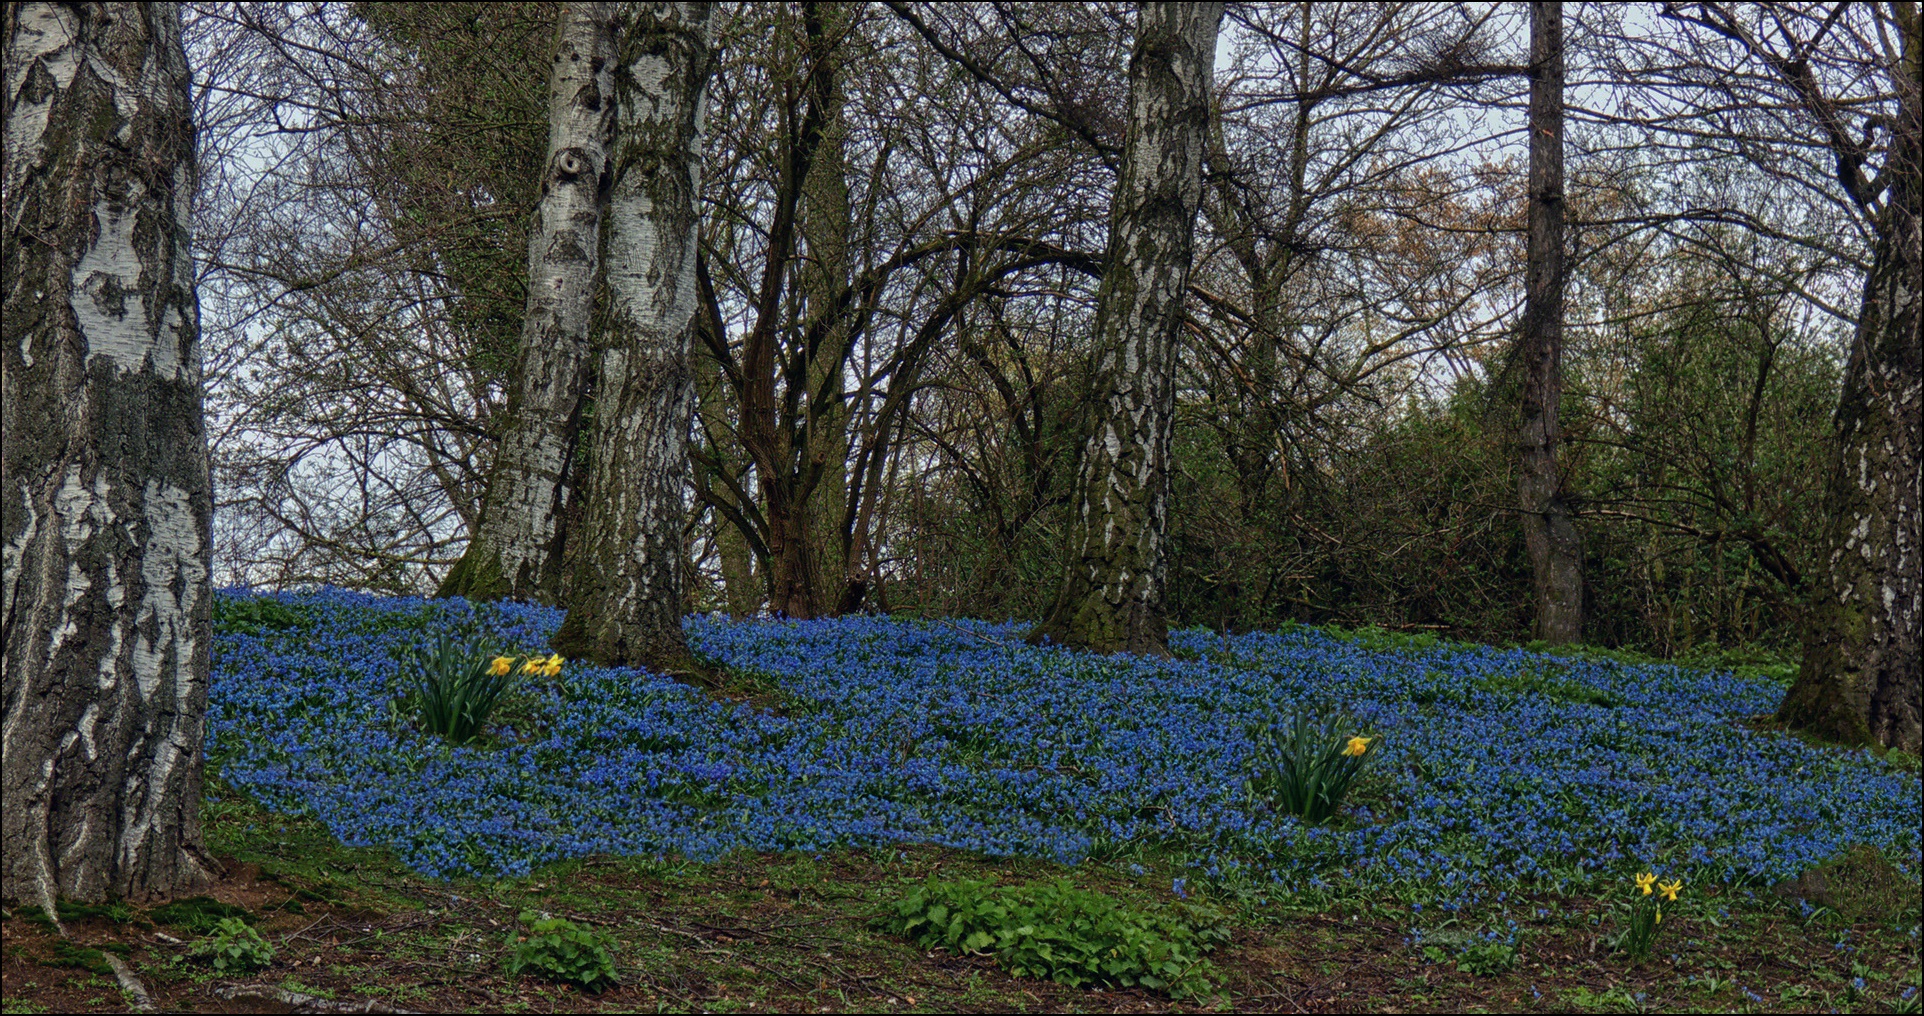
[186,916,275,972]
[503,912,619,991]
[879,877,1227,998]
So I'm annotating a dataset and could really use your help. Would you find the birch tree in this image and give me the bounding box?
[2,1,220,906]
[550,2,714,670]
[1029,1,1223,656]
[438,2,617,604]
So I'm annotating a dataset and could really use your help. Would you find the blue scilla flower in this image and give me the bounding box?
[206,589,1922,891]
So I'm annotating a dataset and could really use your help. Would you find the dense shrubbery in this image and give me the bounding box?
[207,589,1918,898]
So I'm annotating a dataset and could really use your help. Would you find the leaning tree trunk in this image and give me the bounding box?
[1517,0,1584,644]
[1777,8,1922,754]
[1029,2,1222,657]
[550,2,713,672]
[438,2,617,605]
[2,1,220,908]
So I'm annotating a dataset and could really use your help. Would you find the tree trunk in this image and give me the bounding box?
[799,3,856,615]
[550,2,713,672]
[1029,2,1222,656]
[696,336,763,617]
[1778,4,1922,754]
[2,1,220,907]
[439,2,617,606]
[1517,0,1583,644]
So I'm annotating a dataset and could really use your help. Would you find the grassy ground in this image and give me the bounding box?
[3,780,1918,1014]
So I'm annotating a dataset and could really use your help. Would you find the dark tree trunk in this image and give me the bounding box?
[2,1,220,908]
[1029,2,1222,656]
[799,3,857,616]
[550,2,713,672]
[439,2,617,606]
[1778,5,1922,754]
[1517,0,1583,644]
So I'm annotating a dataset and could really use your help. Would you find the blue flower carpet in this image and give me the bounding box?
[208,589,1920,900]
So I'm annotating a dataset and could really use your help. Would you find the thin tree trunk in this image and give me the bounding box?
[1029,2,1222,657]
[1517,0,1583,644]
[2,1,220,906]
[551,2,713,672]
[1778,4,1922,754]
[439,2,617,605]
[697,341,762,617]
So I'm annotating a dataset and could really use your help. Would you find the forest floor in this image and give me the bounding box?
[2,783,1918,1014]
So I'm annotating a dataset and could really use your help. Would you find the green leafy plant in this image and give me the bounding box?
[186,916,274,973]
[503,911,618,991]
[1417,926,1518,976]
[878,877,1227,998]
[403,635,538,743]
[1245,704,1377,823]
[1456,939,1518,976]
[1612,872,1682,962]
[151,896,252,935]
[212,596,313,637]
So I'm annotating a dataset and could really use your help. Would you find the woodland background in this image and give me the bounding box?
[191,1,1859,657]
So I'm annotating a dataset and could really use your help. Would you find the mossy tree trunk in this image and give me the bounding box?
[798,5,857,615]
[550,2,713,672]
[2,1,220,907]
[439,2,616,606]
[1517,1,1584,645]
[1778,3,1922,754]
[1029,2,1222,657]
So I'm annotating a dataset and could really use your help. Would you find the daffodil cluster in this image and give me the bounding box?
[1616,871,1685,960]
[495,653,564,679]
[206,589,1921,891]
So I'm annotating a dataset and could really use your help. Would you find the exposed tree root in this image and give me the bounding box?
[216,984,421,1013]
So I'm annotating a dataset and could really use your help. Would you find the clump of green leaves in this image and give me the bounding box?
[503,912,619,991]
[402,634,524,744]
[186,916,275,972]
[151,896,253,935]
[879,877,1227,998]
[1456,939,1518,975]
[212,595,313,637]
[1418,927,1518,976]
[1245,705,1376,823]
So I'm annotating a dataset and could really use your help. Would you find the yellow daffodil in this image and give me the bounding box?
[520,657,542,675]
[1658,879,1682,901]
[1633,872,1656,895]
[1343,736,1371,757]
[541,653,564,678]
[488,657,513,676]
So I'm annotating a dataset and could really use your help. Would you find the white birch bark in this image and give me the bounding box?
[2,1,219,905]
[1032,1,1222,656]
[1780,3,1922,752]
[439,2,618,605]
[551,2,713,670]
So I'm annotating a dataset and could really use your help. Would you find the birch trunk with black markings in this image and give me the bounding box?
[550,3,713,671]
[1029,1,1222,657]
[2,1,220,906]
[1778,3,1922,754]
[438,2,618,606]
